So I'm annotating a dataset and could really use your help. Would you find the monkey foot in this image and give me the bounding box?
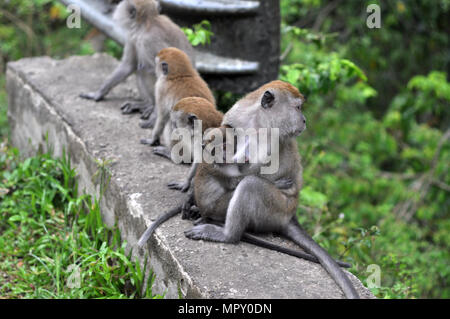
[139,117,156,129]
[140,106,154,120]
[182,205,200,221]
[121,101,142,114]
[184,224,229,242]
[167,181,189,192]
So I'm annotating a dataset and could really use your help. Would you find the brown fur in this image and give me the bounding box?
[244,80,305,104]
[173,97,223,132]
[157,48,215,109]
[145,48,215,146]
[157,47,215,106]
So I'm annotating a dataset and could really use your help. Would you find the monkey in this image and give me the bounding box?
[151,97,224,192]
[140,47,215,146]
[137,126,351,269]
[183,80,360,299]
[79,0,194,121]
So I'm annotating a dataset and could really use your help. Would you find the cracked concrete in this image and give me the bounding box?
[6,54,374,299]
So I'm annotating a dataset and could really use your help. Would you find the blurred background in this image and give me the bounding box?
[0,0,449,298]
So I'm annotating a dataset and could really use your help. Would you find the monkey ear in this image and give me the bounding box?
[188,114,198,126]
[155,0,162,13]
[128,5,137,19]
[161,62,169,75]
[261,91,275,109]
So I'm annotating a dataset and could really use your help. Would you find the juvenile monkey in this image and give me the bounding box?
[184,81,360,299]
[80,0,194,120]
[140,47,215,145]
[152,97,223,192]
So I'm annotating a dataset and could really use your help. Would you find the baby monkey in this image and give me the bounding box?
[152,97,223,192]
[80,0,194,120]
[140,47,215,144]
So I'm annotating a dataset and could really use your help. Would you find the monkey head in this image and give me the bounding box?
[113,0,160,30]
[222,80,307,139]
[155,47,196,80]
[171,97,222,134]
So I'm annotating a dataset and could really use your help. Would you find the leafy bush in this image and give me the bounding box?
[0,146,159,298]
[280,3,449,298]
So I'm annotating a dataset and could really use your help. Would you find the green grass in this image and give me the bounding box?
[0,146,161,298]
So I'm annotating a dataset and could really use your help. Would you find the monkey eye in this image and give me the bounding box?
[129,6,136,18]
[296,104,302,111]
[161,62,169,75]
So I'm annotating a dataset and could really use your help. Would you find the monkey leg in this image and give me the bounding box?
[79,91,104,102]
[121,100,153,115]
[185,175,288,243]
[80,45,135,102]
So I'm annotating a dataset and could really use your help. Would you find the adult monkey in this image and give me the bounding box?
[185,80,360,299]
[80,0,194,121]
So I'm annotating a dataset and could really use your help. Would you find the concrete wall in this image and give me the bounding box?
[6,55,374,299]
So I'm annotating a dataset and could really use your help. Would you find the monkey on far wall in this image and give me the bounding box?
[80,0,194,121]
[140,47,215,145]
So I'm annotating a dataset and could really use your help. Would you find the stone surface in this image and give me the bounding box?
[6,55,374,299]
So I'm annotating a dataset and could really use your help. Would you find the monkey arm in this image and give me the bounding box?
[167,163,199,192]
[80,42,137,101]
[145,109,170,146]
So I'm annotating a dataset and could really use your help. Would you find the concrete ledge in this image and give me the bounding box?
[6,54,374,299]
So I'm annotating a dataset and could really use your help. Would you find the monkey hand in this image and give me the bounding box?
[79,91,104,102]
[140,106,154,120]
[167,181,190,192]
[120,101,140,114]
[275,177,294,190]
[139,116,156,129]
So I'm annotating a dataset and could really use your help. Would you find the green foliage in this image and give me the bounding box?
[0,147,160,298]
[0,0,94,65]
[281,1,449,298]
[281,0,450,113]
[182,20,214,47]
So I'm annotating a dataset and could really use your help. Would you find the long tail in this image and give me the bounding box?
[241,233,351,268]
[137,206,182,248]
[283,218,360,299]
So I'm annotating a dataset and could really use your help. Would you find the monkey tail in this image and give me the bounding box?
[241,233,351,268]
[283,218,360,299]
[137,206,182,248]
